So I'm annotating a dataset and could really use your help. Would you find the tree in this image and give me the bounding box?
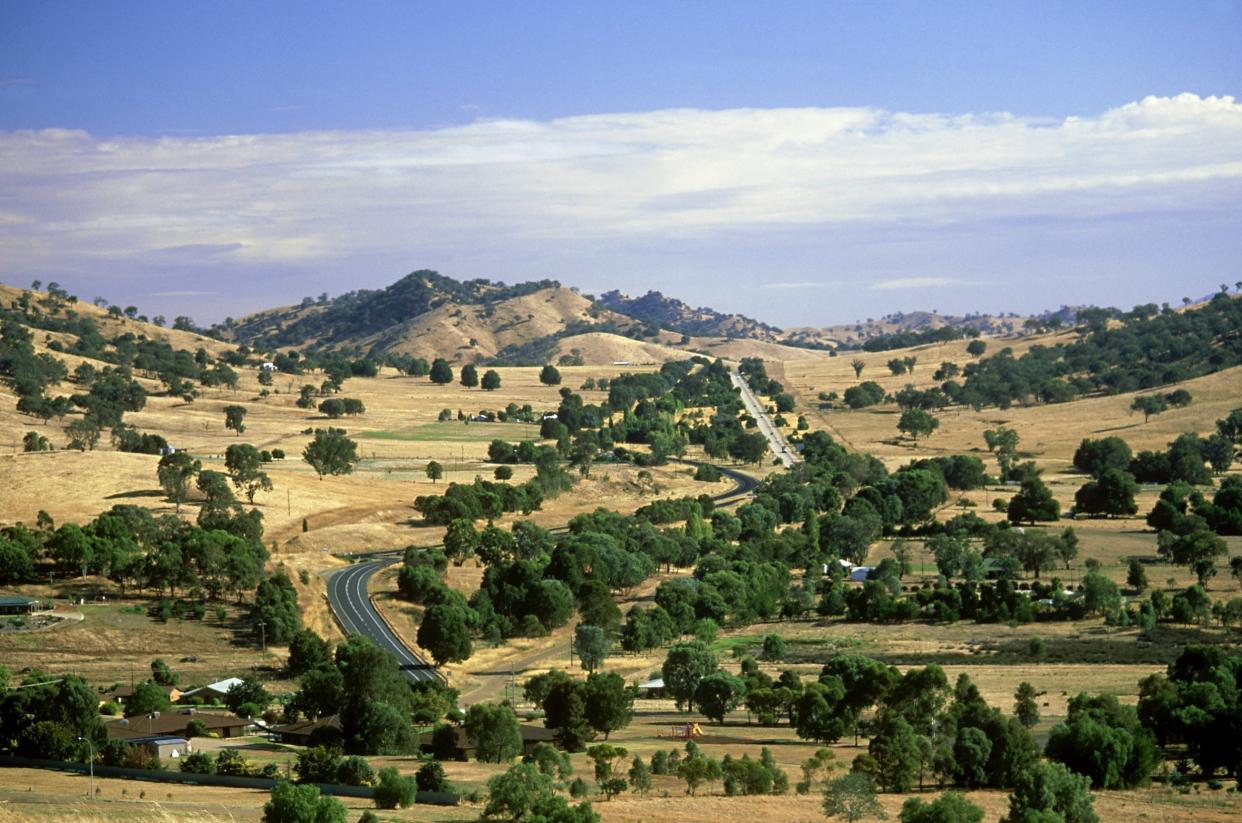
[966,339,986,358]
[459,364,479,388]
[418,604,473,665]
[302,428,359,479]
[1002,762,1097,823]
[539,365,562,386]
[1072,437,1133,478]
[575,623,612,673]
[263,781,346,823]
[899,793,983,823]
[464,702,523,762]
[482,369,502,391]
[287,628,332,676]
[157,450,200,512]
[224,404,247,435]
[373,767,418,809]
[225,443,273,504]
[694,672,746,724]
[1168,528,1228,584]
[1007,478,1060,524]
[1126,559,1148,592]
[584,672,633,739]
[628,755,652,794]
[1013,682,1039,728]
[897,409,939,441]
[1130,394,1167,423]
[1045,694,1157,790]
[851,359,865,379]
[823,772,886,822]
[125,681,172,716]
[662,641,718,711]
[151,658,176,687]
[429,358,453,385]
[868,712,922,792]
[760,633,786,662]
[543,679,594,751]
[1074,468,1137,517]
[425,460,443,484]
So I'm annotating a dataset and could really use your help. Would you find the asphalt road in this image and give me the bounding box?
[325,556,443,682]
[324,458,758,683]
[729,367,801,468]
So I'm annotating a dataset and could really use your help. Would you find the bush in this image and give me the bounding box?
[373,767,417,809]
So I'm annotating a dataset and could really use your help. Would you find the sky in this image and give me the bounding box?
[1,1,1240,328]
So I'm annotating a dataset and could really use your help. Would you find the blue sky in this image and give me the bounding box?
[2,1,1240,327]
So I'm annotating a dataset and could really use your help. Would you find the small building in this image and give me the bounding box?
[125,735,191,761]
[849,566,873,583]
[274,715,342,747]
[260,362,277,371]
[636,677,666,699]
[106,709,250,741]
[179,677,245,704]
[0,596,39,615]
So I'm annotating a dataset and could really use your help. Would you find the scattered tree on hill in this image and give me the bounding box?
[224,404,247,435]
[157,450,201,512]
[425,460,444,483]
[575,623,612,672]
[1074,468,1138,517]
[302,428,359,479]
[984,427,1020,480]
[965,339,986,358]
[1007,478,1060,524]
[1013,682,1039,728]
[482,369,502,391]
[225,443,273,504]
[539,365,562,386]
[429,358,453,385]
[851,359,865,379]
[897,408,939,441]
[822,772,885,822]
[460,364,478,388]
[1130,394,1167,423]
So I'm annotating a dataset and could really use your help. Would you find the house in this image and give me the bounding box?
[0,596,39,615]
[419,724,560,760]
[179,677,245,704]
[260,362,276,371]
[274,715,342,746]
[106,709,250,741]
[849,566,873,583]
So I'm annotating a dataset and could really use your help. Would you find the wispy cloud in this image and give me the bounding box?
[0,94,1238,319]
[870,277,976,291]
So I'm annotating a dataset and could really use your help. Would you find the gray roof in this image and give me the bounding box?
[0,596,37,606]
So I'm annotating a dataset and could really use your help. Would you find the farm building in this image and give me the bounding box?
[0,596,39,615]
[179,677,245,704]
[106,709,250,741]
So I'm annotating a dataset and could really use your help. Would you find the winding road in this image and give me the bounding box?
[324,461,757,683]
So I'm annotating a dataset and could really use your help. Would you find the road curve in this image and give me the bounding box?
[729,367,800,468]
[326,557,442,682]
[325,459,758,682]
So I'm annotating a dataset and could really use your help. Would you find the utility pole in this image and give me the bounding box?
[260,622,267,652]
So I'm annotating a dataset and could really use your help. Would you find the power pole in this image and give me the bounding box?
[260,622,266,653]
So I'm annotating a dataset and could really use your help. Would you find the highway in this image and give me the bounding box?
[324,460,757,683]
[729,367,801,468]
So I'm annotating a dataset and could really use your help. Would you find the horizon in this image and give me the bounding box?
[2,2,1239,326]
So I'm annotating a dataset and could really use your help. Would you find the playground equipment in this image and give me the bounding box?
[664,722,702,739]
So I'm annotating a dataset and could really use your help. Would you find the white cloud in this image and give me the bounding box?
[870,277,975,291]
[0,94,1239,293]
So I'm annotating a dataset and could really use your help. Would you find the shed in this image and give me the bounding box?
[179,677,245,704]
[274,715,342,746]
[636,677,666,698]
[125,735,191,760]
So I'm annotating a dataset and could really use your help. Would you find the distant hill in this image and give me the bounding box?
[593,289,782,341]
[216,269,1092,364]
